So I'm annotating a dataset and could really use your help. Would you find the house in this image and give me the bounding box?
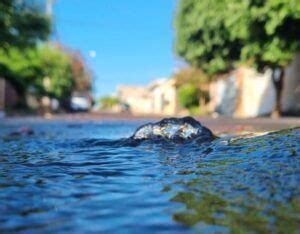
[117,85,153,114]
[117,78,178,115]
[149,79,178,115]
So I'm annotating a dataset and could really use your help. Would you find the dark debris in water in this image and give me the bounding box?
[130,117,215,144]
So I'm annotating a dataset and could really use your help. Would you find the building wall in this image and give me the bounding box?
[234,68,275,117]
[211,76,239,116]
[126,96,152,114]
[117,85,151,114]
[117,79,177,115]
[151,79,177,115]
[209,54,300,117]
[209,76,239,116]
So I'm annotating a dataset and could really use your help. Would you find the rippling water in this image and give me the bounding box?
[0,120,299,233]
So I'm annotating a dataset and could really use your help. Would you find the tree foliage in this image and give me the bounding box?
[175,0,300,72]
[174,0,242,75]
[174,67,210,113]
[0,1,93,108]
[175,0,300,115]
[0,44,74,101]
[36,45,74,100]
[178,84,199,109]
[229,0,300,70]
[99,96,120,110]
[173,66,209,87]
[0,0,51,49]
[67,50,93,92]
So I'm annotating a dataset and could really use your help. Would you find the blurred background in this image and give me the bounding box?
[0,0,299,119]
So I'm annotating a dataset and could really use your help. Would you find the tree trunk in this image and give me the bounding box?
[271,68,284,118]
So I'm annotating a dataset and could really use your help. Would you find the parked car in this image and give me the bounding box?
[70,95,92,112]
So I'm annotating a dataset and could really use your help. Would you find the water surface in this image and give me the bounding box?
[0,120,299,233]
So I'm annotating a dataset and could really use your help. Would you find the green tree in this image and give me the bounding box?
[0,44,74,102]
[0,1,93,110]
[99,96,120,110]
[178,84,199,109]
[0,0,51,49]
[174,0,241,75]
[0,47,36,98]
[67,50,93,92]
[0,0,51,105]
[174,67,210,115]
[175,0,300,116]
[236,0,300,116]
[173,67,209,87]
[36,45,74,100]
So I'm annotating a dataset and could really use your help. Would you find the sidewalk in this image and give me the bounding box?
[197,116,300,134]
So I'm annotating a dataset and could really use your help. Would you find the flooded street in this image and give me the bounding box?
[1,0,300,232]
[0,119,299,233]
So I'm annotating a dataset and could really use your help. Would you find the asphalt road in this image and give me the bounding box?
[3,112,300,134]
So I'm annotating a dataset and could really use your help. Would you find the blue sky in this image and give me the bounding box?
[53,0,178,98]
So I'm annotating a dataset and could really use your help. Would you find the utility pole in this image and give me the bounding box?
[46,0,55,16]
[46,0,60,42]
